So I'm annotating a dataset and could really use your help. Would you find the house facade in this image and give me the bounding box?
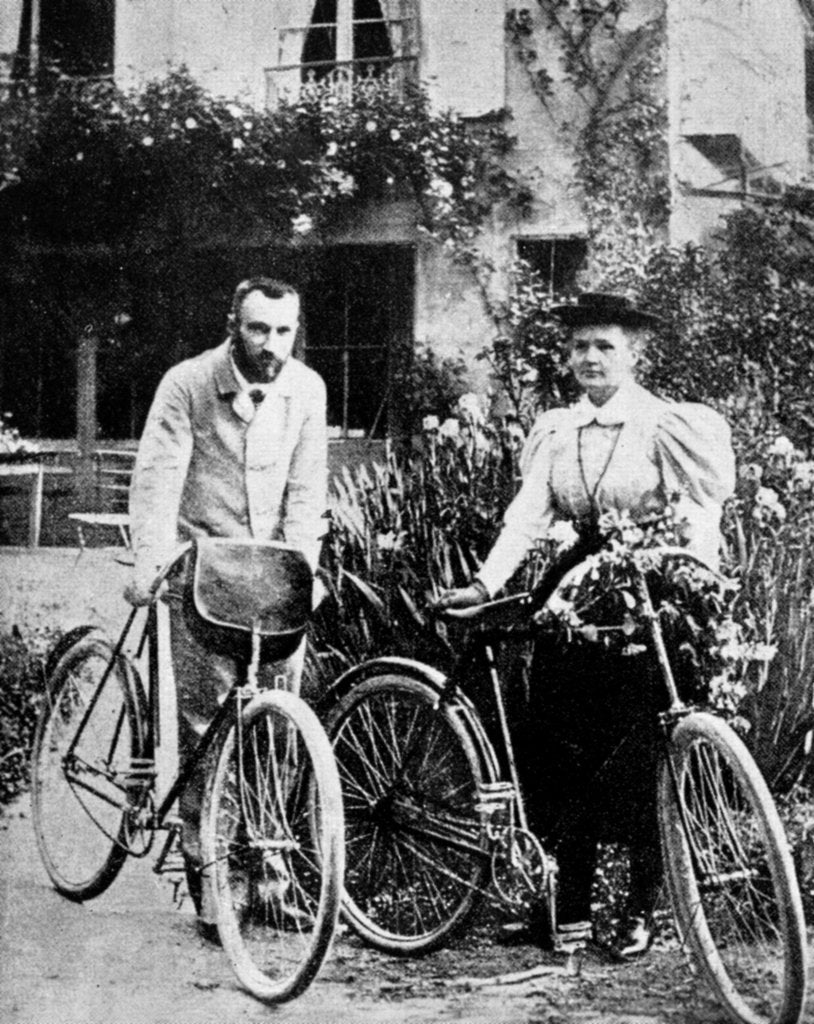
[1,0,813,448]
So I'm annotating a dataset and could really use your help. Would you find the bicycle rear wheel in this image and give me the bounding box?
[658,711,807,1024]
[326,670,492,954]
[201,689,344,1004]
[31,631,145,900]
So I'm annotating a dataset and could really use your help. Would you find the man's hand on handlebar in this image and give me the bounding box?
[433,580,490,611]
[124,576,167,607]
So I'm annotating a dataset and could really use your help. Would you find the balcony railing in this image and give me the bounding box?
[266,55,418,107]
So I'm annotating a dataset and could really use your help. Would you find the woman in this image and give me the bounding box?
[437,292,736,957]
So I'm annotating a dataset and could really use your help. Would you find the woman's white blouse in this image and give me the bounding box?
[476,380,736,597]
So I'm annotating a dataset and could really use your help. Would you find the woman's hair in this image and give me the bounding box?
[227,277,299,338]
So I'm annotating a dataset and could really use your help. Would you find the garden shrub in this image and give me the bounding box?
[0,627,52,810]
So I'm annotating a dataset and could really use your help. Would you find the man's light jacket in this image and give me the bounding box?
[129,340,327,589]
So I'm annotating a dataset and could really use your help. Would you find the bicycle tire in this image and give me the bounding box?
[326,669,493,954]
[658,711,807,1024]
[31,631,145,901]
[201,689,344,1003]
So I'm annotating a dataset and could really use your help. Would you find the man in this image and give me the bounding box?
[127,277,327,934]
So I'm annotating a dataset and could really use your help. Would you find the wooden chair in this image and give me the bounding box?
[69,449,136,560]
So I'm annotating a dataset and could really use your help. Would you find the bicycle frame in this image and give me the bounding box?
[434,547,719,909]
[58,543,275,854]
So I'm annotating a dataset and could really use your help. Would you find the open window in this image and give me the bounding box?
[266,0,418,106]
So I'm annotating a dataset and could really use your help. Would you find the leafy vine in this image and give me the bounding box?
[0,64,529,247]
[505,1,670,287]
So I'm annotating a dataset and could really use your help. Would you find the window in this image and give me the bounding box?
[302,244,414,438]
[267,0,418,106]
[516,238,587,298]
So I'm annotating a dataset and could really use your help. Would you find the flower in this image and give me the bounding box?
[390,128,401,141]
[422,415,440,432]
[232,138,245,151]
[326,141,339,157]
[429,176,454,199]
[754,486,786,520]
[375,531,400,552]
[141,136,154,147]
[456,392,485,426]
[75,152,84,162]
[548,520,579,550]
[768,435,795,458]
[365,119,378,132]
[438,417,460,439]
[226,103,242,118]
[291,213,314,236]
[184,117,197,130]
[794,460,814,487]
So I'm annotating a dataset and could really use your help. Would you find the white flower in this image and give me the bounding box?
[506,421,526,450]
[232,137,245,150]
[547,520,579,550]
[184,117,197,129]
[75,152,84,161]
[422,415,440,432]
[141,136,154,147]
[747,643,777,663]
[438,417,460,439]
[365,119,378,132]
[755,486,780,507]
[226,103,242,119]
[326,141,339,157]
[429,176,454,199]
[390,128,401,141]
[456,392,485,425]
[768,435,795,458]
[794,460,814,487]
[376,531,398,551]
[291,213,314,236]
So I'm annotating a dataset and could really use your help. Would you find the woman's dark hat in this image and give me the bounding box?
[550,292,662,329]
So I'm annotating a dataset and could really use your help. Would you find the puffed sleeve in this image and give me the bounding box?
[475,410,563,596]
[655,403,736,567]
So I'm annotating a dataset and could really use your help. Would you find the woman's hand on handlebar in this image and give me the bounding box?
[433,580,490,611]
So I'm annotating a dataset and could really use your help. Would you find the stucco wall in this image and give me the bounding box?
[667,0,809,245]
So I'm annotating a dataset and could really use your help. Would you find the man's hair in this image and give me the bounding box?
[227,277,299,335]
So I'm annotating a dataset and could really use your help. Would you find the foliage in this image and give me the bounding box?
[537,508,752,720]
[505,1,669,288]
[391,343,470,430]
[309,409,523,690]
[0,627,51,809]
[0,64,527,247]
[721,424,814,791]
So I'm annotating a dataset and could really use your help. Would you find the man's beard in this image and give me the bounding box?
[233,339,284,383]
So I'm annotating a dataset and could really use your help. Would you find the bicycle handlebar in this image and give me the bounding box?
[434,545,723,628]
[147,541,194,601]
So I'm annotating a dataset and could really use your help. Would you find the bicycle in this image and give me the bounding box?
[30,538,345,1004]
[323,545,808,1024]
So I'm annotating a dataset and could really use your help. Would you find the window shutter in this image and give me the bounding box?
[422,0,505,117]
[2,0,26,59]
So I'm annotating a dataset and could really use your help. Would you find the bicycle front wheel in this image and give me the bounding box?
[659,711,807,1024]
[326,671,492,955]
[201,690,344,1004]
[31,632,145,901]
